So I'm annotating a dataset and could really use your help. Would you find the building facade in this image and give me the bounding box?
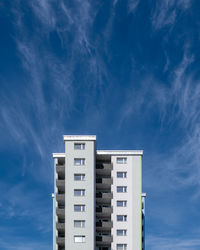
[53,135,145,250]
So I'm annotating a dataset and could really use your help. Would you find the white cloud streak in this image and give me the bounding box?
[29,0,56,31]
[152,0,192,30]
[128,0,140,13]
[0,0,113,183]
[0,239,50,250]
[114,0,140,13]
[147,235,200,250]
[120,48,200,193]
[0,181,51,234]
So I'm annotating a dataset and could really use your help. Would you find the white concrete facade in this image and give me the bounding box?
[53,135,145,250]
[111,155,142,250]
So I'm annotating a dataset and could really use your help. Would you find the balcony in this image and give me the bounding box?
[96,235,112,245]
[96,206,112,217]
[96,192,112,199]
[56,222,65,231]
[58,247,65,250]
[56,208,65,218]
[56,236,65,246]
[56,165,65,173]
[56,194,65,202]
[56,180,65,187]
[96,163,113,175]
[96,177,112,187]
[96,220,112,231]
[96,192,113,204]
[56,165,65,180]
[96,178,112,184]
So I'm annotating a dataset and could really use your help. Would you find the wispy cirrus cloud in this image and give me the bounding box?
[0,181,51,233]
[120,47,200,193]
[28,0,95,54]
[29,0,56,31]
[114,0,140,13]
[178,0,192,9]
[128,0,140,13]
[0,0,113,182]
[0,238,51,250]
[147,235,200,250]
[0,1,91,180]
[152,0,192,30]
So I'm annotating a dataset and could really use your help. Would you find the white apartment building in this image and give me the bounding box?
[52,135,146,250]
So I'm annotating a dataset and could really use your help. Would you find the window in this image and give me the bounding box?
[74,205,85,212]
[117,230,127,236]
[74,235,85,243]
[74,189,85,196]
[74,143,85,150]
[117,215,127,222]
[74,174,85,181]
[74,158,85,166]
[117,186,127,193]
[117,201,127,207]
[74,220,85,228]
[116,157,127,164]
[117,172,127,178]
[117,244,127,250]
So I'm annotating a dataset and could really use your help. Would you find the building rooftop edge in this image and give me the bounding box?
[97,150,143,155]
[53,150,143,158]
[52,153,65,158]
[63,135,96,141]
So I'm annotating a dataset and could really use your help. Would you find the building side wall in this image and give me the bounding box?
[54,158,58,250]
[65,140,96,250]
[111,155,142,250]
[131,155,142,250]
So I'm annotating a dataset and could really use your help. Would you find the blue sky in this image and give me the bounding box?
[0,0,200,249]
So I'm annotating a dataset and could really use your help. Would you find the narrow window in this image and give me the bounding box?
[117,172,127,178]
[74,158,85,166]
[74,174,85,181]
[74,189,85,196]
[74,220,85,228]
[117,215,127,222]
[74,143,85,150]
[117,244,127,250]
[74,205,85,212]
[74,235,85,243]
[117,186,127,193]
[117,201,127,207]
[117,229,127,236]
[116,157,127,164]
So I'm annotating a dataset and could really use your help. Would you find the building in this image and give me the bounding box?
[52,135,146,250]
